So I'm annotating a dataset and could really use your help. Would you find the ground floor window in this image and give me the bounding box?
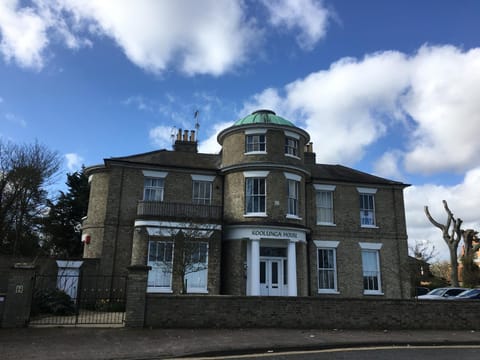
[361,249,382,294]
[184,242,209,293]
[317,248,337,292]
[314,240,339,294]
[147,240,174,292]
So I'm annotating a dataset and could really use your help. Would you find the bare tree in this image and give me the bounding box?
[430,260,451,283]
[155,224,212,294]
[409,240,438,263]
[424,200,462,286]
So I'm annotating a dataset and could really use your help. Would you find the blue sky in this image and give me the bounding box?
[1,0,479,260]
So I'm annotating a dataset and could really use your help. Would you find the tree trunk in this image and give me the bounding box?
[449,245,459,287]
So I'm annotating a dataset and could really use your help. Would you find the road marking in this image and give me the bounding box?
[172,344,480,360]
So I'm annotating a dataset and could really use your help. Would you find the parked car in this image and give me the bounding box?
[417,287,469,300]
[413,286,430,297]
[450,288,480,300]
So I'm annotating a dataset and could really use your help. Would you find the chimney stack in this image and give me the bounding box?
[173,129,198,153]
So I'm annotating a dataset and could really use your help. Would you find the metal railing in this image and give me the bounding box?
[137,201,222,220]
[29,274,127,326]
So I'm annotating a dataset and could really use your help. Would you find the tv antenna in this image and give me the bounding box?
[194,110,200,139]
[170,126,177,146]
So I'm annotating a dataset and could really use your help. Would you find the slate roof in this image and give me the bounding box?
[104,149,221,171]
[309,163,408,187]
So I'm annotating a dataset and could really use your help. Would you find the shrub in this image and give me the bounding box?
[31,288,75,316]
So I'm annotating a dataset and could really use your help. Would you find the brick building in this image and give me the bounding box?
[82,110,411,298]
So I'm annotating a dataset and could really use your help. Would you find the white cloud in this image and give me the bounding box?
[149,125,176,149]
[245,50,410,165]
[0,0,89,69]
[244,45,480,174]
[405,167,480,261]
[198,121,233,154]
[0,0,50,69]
[65,152,84,171]
[402,46,480,174]
[0,0,258,75]
[373,150,404,181]
[49,0,258,75]
[0,96,4,104]
[261,0,331,50]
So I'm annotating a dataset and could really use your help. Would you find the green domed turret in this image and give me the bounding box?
[233,110,295,127]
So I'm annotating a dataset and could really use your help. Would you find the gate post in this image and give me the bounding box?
[2,263,36,328]
[125,265,151,327]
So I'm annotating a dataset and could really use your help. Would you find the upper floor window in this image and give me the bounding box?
[285,137,299,157]
[244,171,269,216]
[245,129,267,154]
[191,175,215,205]
[284,130,300,158]
[359,242,383,295]
[315,241,340,294]
[246,134,266,153]
[142,170,168,201]
[314,184,336,225]
[357,187,377,227]
[287,179,299,216]
[285,172,301,218]
[245,178,266,214]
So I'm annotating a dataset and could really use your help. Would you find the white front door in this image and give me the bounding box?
[260,258,284,296]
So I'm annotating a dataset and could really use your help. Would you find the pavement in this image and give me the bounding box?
[1,327,480,359]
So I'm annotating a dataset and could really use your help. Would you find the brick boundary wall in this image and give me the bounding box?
[145,295,480,330]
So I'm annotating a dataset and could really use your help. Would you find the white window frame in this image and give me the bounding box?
[244,171,268,217]
[284,172,301,219]
[245,129,267,154]
[143,170,168,201]
[314,184,336,225]
[314,240,339,294]
[357,187,377,228]
[184,241,209,294]
[147,240,174,293]
[284,130,300,158]
[359,242,383,295]
[191,175,215,205]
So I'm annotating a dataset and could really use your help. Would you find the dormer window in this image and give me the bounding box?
[245,129,267,154]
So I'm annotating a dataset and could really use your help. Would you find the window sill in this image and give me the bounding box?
[318,290,340,294]
[285,154,300,160]
[147,288,173,293]
[361,225,379,229]
[317,222,336,227]
[187,289,208,294]
[286,215,302,220]
[244,213,268,218]
[244,151,267,155]
[363,291,384,296]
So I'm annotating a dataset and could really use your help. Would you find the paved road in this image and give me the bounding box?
[1,328,480,359]
[183,346,480,360]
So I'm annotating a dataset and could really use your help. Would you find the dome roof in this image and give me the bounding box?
[233,110,295,127]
